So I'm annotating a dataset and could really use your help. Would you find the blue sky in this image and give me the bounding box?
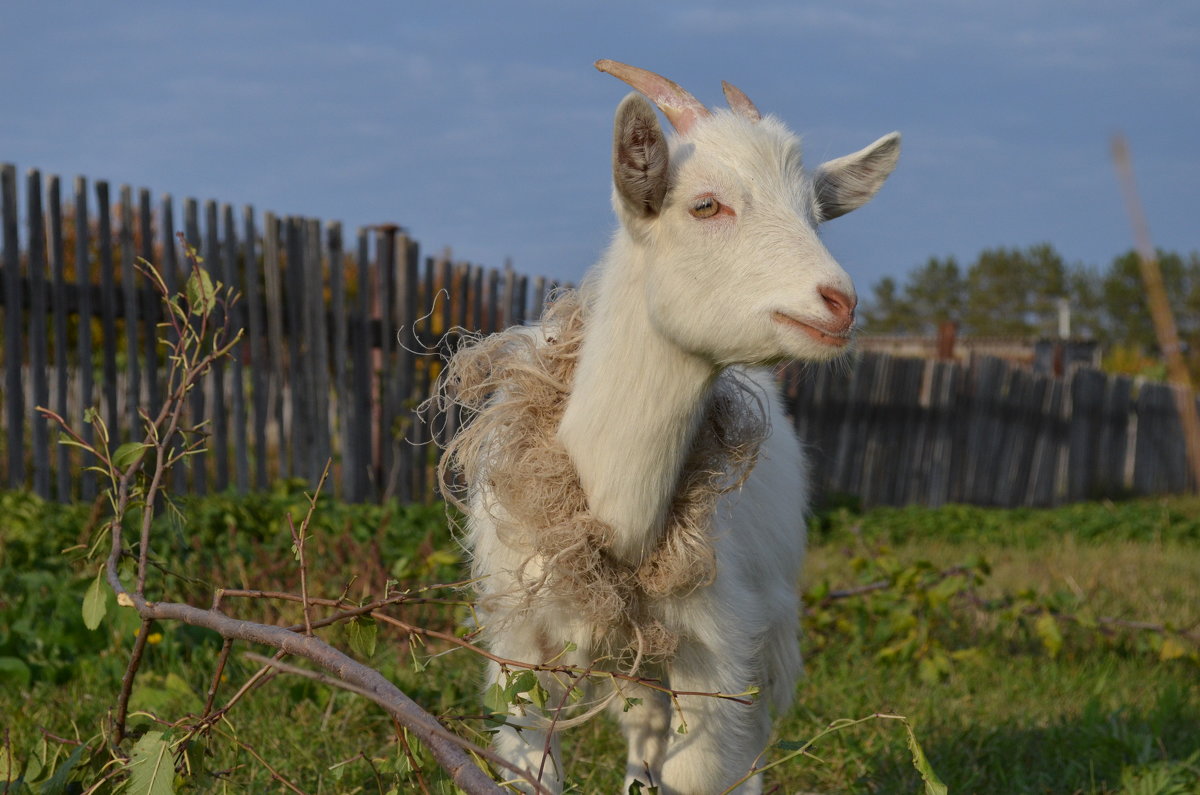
[2,2,1197,295]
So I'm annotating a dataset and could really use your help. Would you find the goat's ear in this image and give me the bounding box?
[813,132,901,222]
[612,93,670,220]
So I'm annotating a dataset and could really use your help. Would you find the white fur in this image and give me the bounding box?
[466,63,899,794]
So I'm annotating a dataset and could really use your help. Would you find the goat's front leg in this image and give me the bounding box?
[656,642,772,795]
[609,682,672,792]
[485,656,564,794]
[483,625,598,794]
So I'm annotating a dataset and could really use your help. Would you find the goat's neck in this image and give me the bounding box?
[557,245,716,565]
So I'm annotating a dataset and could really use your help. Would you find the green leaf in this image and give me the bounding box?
[506,671,538,700]
[185,267,218,316]
[347,615,378,659]
[112,442,150,471]
[126,730,176,795]
[82,569,107,630]
[38,742,88,795]
[0,656,32,688]
[483,683,509,715]
[902,719,948,795]
[1159,636,1187,661]
[1034,612,1063,659]
[527,682,549,709]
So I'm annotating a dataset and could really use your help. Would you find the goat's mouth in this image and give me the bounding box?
[771,311,853,348]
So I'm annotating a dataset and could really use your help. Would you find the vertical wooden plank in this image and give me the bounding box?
[814,359,852,498]
[891,357,926,506]
[471,265,484,332]
[97,182,121,449]
[442,261,470,448]
[414,254,437,501]
[285,217,309,482]
[1164,385,1190,494]
[960,357,1004,505]
[485,267,500,334]
[139,188,159,411]
[454,262,470,331]
[119,186,141,439]
[243,206,269,490]
[75,177,97,500]
[438,258,453,348]
[1,164,21,488]
[328,222,350,499]
[501,264,515,329]
[205,200,229,490]
[530,275,546,322]
[262,213,288,480]
[830,353,870,499]
[432,257,454,459]
[1096,375,1133,496]
[1066,367,1105,501]
[224,204,248,493]
[27,170,51,498]
[993,369,1046,507]
[49,176,71,501]
[925,360,962,507]
[183,198,207,494]
[306,218,332,487]
[160,195,178,294]
[514,273,529,326]
[350,228,374,500]
[1133,382,1169,495]
[159,195,185,494]
[392,235,419,503]
[375,227,396,495]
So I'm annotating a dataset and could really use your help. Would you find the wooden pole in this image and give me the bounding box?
[1111,134,1200,492]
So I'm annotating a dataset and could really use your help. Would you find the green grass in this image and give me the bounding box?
[2,489,1198,793]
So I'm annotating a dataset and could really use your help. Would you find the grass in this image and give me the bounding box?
[1,489,1198,793]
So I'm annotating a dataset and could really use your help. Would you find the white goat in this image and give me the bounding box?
[440,60,899,794]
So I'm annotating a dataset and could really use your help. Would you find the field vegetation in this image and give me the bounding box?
[2,487,1197,793]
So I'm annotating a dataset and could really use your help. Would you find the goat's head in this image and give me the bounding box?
[597,59,900,365]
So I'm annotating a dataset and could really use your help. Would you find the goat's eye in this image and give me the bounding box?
[689,196,721,219]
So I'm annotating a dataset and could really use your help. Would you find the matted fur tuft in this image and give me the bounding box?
[434,290,768,663]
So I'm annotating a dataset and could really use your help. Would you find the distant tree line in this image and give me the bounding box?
[862,244,1200,378]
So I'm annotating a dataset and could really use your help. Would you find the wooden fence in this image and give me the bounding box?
[2,162,1197,508]
[781,353,1199,507]
[1,163,557,504]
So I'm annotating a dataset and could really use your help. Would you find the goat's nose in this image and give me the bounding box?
[819,285,856,331]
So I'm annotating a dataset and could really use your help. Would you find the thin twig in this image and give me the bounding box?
[112,618,153,745]
[202,638,235,718]
[225,734,309,795]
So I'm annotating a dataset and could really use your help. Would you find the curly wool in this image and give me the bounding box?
[436,290,767,663]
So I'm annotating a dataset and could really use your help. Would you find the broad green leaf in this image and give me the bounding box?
[1034,612,1063,659]
[527,682,549,709]
[112,442,150,470]
[347,615,378,659]
[483,682,508,715]
[126,730,176,795]
[82,569,107,630]
[184,267,218,316]
[902,720,949,795]
[506,671,538,700]
[38,742,88,795]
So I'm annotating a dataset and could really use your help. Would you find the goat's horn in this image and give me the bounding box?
[595,59,710,134]
[721,81,761,122]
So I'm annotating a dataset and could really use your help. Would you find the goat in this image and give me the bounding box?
[438,60,900,794]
